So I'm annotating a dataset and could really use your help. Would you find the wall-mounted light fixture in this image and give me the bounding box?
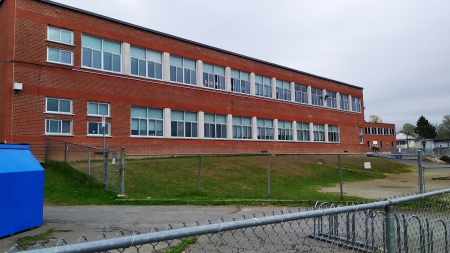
[13,82,23,93]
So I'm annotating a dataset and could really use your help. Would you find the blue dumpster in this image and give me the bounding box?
[0,144,44,237]
[394,152,403,159]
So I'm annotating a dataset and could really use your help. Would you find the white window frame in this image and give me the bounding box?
[328,125,340,143]
[257,118,274,140]
[232,116,252,139]
[326,91,337,108]
[45,97,72,114]
[170,55,197,85]
[311,87,323,106]
[340,94,349,111]
[47,26,73,45]
[203,63,226,90]
[171,110,198,138]
[87,121,111,136]
[255,75,272,98]
[295,83,308,104]
[313,124,325,142]
[47,47,73,65]
[278,120,293,140]
[130,106,164,137]
[231,69,250,94]
[296,122,310,141]
[130,46,163,80]
[204,113,227,139]
[45,119,72,135]
[352,96,361,112]
[276,80,291,101]
[82,34,122,73]
[87,102,110,117]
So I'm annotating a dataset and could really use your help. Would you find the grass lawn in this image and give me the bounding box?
[44,154,413,206]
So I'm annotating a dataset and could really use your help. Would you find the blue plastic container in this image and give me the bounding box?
[0,144,44,237]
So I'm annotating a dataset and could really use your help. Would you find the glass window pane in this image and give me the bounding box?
[147,50,162,63]
[60,50,72,64]
[176,67,183,82]
[216,115,226,124]
[155,63,162,79]
[240,71,249,81]
[232,116,241,125]
[184,69,190,84]
[215,66,225,76]
[192,123,198,137]
[47,98,58,111]
[231,69,239,79]
[131,58,138,75]
[48,48,59,62]
[48,27,60,41]
[170,66,177,81]
[184,59,196,69]
[59,100,71,113]
[138,59,146,76]
[88,122,98,134]
[82,35,101,49]
[204,113,215,123]
[171,110,184,121]
[255,75,262,83]
[148,61,155,78]
[130,46,145,58]
[171,121,177,136]
[131,106,147,118]
[99,104,108,115]
[185,112,197,121]
[156,121,163,136]
[203,63,213,73]
[148,108,163,119]
[170,55,182,67]
[88,102,98,114]
[61,120,71,133]
[131,119,139,131]
[139,119,147,135]
[243,117,251,125]
[93,50,101,69]
[60,30,72,44]
[49,120,60,133]
[104,53,112,70]
[103,40,121,53]
[112,54,121,72]
[82,48,92,67]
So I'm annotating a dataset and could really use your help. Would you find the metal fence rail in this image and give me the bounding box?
[9,189,450,253]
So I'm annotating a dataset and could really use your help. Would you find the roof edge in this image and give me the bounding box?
[40,0,363,90]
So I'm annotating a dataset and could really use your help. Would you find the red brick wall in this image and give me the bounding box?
[9,0,371,158]
[363,122,396,153]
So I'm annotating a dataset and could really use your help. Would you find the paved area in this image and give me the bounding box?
[0,205,297,252]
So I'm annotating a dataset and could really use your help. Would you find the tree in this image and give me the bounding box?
[398,123,417,137]
[437,115,450,138]
[414,116,437,139]
[368,115,383,123]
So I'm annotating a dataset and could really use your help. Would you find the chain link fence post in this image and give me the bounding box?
[338,154,343,200]
[417,150,424,193]
[197,155,202,194]
[267,153,271,198]
[385,205,396,252]
[120,147,125,195]
[45,135,49,161]
[87,146,91,175]
[64,141,67,163]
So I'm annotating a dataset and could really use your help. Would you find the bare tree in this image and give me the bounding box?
[368,115,383,123]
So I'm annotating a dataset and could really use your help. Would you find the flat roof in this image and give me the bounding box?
[40,0,363,90]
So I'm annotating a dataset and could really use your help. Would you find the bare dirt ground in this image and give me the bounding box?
[321,166,450,199]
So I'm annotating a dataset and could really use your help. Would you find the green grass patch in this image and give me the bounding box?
[16,229,54,250]
[166,237,197,253]
[44,160,117,205]
[46,155,414,205]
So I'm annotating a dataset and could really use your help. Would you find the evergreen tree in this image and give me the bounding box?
[414,116,437,139]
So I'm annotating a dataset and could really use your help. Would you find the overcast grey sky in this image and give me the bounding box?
[52,0,450,130]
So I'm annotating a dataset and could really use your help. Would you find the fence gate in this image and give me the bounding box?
[104,148,125,194]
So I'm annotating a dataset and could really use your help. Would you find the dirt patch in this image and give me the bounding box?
[320,168,450,199]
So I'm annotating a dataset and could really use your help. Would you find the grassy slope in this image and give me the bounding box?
[61,155,412,205]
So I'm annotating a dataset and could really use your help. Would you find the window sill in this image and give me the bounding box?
[46,60,74,67]
[44,112,75,116]
[44,133,74,136]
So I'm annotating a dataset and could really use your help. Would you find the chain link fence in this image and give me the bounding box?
[7,189,450,252]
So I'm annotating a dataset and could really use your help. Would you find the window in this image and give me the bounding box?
[232,116,252,139]
[88,121,110,136]
[45,119,71,134]
[203,63,225,90]
[231,69,250,94]
[328,125,340,142]
[255,75,272,98]
[360,136,364,144]
[170,55,196,85]
[47,26,73,45]
[131,106,163,136]
[130,46,163,80]
[257,118,274,140]
[294,84,308,104]
[326,91,337,108]
[278,120,293,140]
[367,141,370,148]
[47,47,73,65]
[313,124,325,142]
[359,127,363,135]
[82,35,121,72]
[204,113,227,138]
[352,96,361,112]
[276,80,291,101]
[88,102,110,116]
[340,94,349,110]
[311,87,323,106]
[46,97,72,114]
[171,110,197,137]
[297,122,310,141]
